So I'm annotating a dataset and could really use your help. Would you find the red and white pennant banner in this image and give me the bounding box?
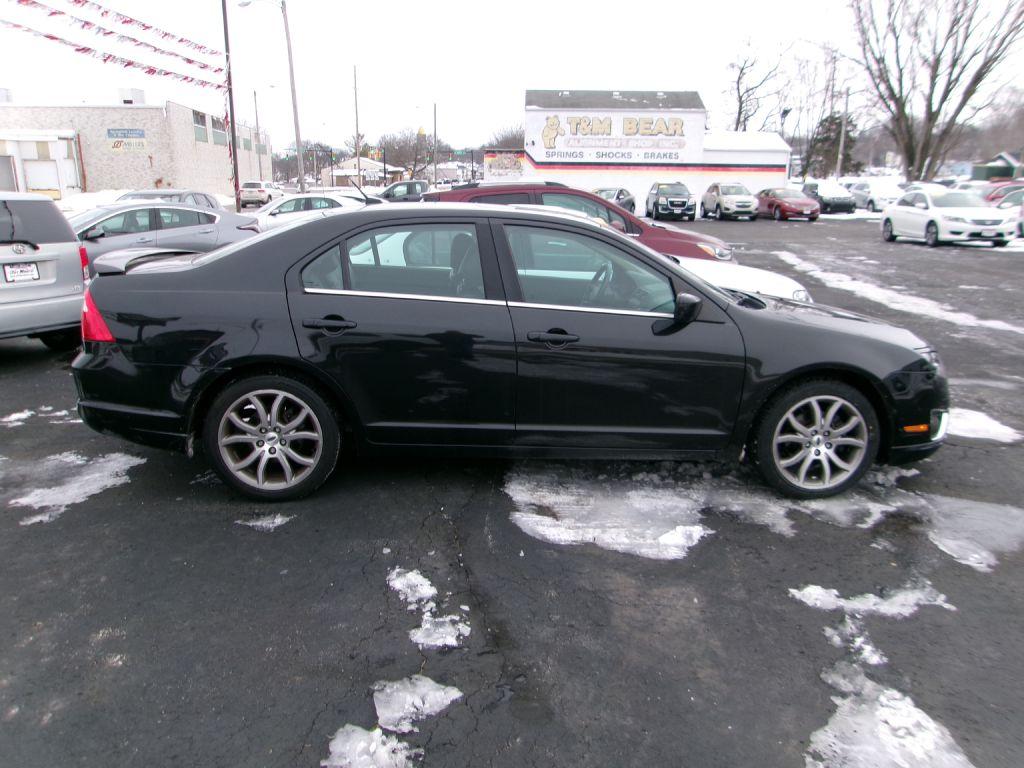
[0,19,227,90]
[60,0,223,57]
[15,0,225,74]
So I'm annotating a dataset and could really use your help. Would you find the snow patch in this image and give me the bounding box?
[923,494,1024,572]
[789,582,954,618]
[823,616,888,666]
[2,409,34,427]
[773,250,1024,335]
[947,408,1021,443]
[10,453,146,525]
[387,568,437,611]
[320,724,420,768]
[235,514,294,532]
[372,675,462,733]
[409,613,471,649]
[806,662,977,768]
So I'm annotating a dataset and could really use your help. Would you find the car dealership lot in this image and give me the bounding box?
[2,218,1023,767]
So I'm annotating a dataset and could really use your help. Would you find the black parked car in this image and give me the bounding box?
[646,182,696,221]
[73,204,948,501]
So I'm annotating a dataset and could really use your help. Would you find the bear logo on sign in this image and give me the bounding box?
[541,116,565,149]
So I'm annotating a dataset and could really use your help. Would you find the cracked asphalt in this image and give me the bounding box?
[1,216,1022,766]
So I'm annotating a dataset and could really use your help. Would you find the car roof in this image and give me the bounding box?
[0,191,58,202]
[121,189,189,196]
[72,201,221,219]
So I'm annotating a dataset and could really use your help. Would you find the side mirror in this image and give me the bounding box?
[82,227,105,241]
[998,200,1012,209]
[673,292,702,326]
[268,209,280,216]
[610,220,626,233]
[915,201,928,210]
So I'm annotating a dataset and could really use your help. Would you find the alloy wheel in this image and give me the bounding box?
[771,395,868,491]
[217,389,324,490]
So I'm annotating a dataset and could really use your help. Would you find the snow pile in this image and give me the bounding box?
[57,189,131,217]
[9,452,146,525]
[923,495,1024,572]
[947,408,1021,443]
[386,567,469,650]
[772,250,1024,335]
[789,583,955,619]
[320,725,420,768]
[372,675,462,733]
[235,514,294,532]
[823,617,887,666]
[807,662,977,768]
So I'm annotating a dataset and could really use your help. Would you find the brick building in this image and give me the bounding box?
[0,93,269,198]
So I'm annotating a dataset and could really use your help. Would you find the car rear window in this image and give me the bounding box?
[242,182,262,188]
[0,199,77,244]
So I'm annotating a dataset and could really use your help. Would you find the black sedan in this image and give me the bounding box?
[72,204,948,501]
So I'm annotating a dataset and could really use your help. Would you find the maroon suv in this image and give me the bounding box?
[422,182,734,261]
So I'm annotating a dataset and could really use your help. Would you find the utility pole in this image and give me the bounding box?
[433,103,437,186]
[281,0,305,192]
[221,0,241,212]
[835,88,850,178]
[253,89,263,181]
[353,65,361,187]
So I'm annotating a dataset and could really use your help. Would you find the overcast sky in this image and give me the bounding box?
[1,0,874,149]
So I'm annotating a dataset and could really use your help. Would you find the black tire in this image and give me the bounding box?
[202,374,340,501]
[651,204,658,221]
[715,204,723,220]
[867,200,877,212]
[925,221,941,247]
[882,219,896,242]
[38,327,81,352]
[627,202,634,214]
[687,213,696,221]
[809,216,818,222]
[752,379,880,499]
[773,206,783,221]
[992,239,1008,248]
[700,203,707,219]
[749,215,758,221]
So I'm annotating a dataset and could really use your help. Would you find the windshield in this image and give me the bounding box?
[818,183,851,196]
[720,184,749,195]
[930,191,987,208]
[777,189,807,199]
[657,184,689,195]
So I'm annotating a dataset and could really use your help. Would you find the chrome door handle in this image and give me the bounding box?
[527,330,579,347]
[303,317,357,333]
[135,236,153,243]
[198,228,214,234]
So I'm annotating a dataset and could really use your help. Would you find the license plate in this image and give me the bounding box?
[982,230,996,237]
[3,262,39,283]
[803,209,811,215]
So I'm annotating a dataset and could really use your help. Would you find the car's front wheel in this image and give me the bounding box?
[203,375,340,501]
[867,200,877,212]
[925,222,941,247]
[882,219,896,241]
[773,207,783,221]
[753,379,879,498]
[700,203,707,219]
[38,327,81,352]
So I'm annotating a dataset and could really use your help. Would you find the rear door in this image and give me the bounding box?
[155,208,218,250]
[1,198,82,316]
[493,220,746,452]
[287,217,517,446]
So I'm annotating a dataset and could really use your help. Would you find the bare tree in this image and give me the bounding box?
[728,54,782,131]
[344,132,366,158]
[379,129,452,178]
[483,124,524,149]
[850,0,1024,180]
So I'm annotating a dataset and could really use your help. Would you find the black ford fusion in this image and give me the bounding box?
[72,204,948,501]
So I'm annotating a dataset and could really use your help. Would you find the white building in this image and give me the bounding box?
[321,157,404,187]
[485,90,790,204]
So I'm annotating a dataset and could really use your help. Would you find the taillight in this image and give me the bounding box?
[81,287,114,343]
[79,244,90,282]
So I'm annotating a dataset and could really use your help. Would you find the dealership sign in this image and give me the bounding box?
[107,128,147,152]
[525,108,704,165]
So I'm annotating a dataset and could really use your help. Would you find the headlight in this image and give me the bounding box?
[697,243,733,260]
[792,289,811,302]
[658,196,667,205]
[943,215,966,223]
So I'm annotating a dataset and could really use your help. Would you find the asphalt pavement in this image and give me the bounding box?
[1,214,1022,767]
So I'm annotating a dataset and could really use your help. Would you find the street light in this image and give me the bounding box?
[239,0,306,192]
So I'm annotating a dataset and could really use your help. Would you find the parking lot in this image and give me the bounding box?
[2,214,1023,767]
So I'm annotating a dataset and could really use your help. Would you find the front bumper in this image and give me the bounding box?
[821,200,856,213]
[0,291,83,340]
[657,201,695,217]
[939,222,1015,241]
[721,203,757,218]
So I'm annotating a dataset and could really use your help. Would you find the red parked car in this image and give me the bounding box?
[421,182,734,261]
[756,188,821,221]
[980,180,1024,204]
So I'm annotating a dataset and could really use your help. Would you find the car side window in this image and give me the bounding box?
[503,225,674,314]
[301,244,345,291]
[470,192,531,204]
[913,193,929,208]
[277,198,305,214]
[389,184,408,197]
[540,192,626,230]
[94,209,155,235]
[343,224,484,299]
[310,197,337,209]
[159,208,203,229]
[897,194,915,207]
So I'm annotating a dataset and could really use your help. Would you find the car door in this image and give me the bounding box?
[890,193,916,235]
[287,218,516,446]
[493,220,746,452]
[900,193,930,237]
[756,190,770,215]
[155,208,218,250]
[265,197,310,229]
[80,207,159,258]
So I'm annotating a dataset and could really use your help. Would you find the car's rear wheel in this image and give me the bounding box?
[867,200,877,212]
[753,379,879,499]
[700,203,707,218]
[882,219,896,241]
[38,328,81,352]
[925,222,941,247]
[203,375,340,501]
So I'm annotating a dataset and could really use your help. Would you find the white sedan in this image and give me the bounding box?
[254,193,366,231]
[881,189,1018,247]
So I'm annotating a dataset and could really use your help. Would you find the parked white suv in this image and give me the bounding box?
[1,192,88,350]
[240,181,284,207]
[701,182,759,220]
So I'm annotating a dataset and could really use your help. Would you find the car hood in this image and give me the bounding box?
[779,196,818,207]
[721,194,757,205]
[676,258,809,302]
[750,296,927,349]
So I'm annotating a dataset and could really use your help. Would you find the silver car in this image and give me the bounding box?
[1,192,86,350]
[69,203,259,269]
[849,180,905,212]
[700,182,759,220]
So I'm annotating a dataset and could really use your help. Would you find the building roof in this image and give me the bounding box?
[703,131,790,152]
[525,90,705,110]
